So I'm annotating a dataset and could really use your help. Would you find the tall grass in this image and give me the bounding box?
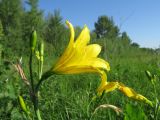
[0,37,159,119]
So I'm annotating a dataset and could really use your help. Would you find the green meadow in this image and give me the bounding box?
[0,0,160,120]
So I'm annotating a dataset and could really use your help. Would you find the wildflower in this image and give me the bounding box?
[97,71,119,95]
[96,71,153,106]
[51,21,110,74]
[118,83,153,106]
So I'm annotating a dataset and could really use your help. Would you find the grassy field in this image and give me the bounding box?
[0,37,160,120]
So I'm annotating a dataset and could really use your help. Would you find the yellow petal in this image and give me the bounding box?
[118,84,153,106]
[53,20,75,69]
[98,82,119,96]
[84,58,110,71]
[97,71,119,95]
[64,44,102,66]
[57,57,110,73]
[56,47,84,67]
[97,71,107,92]
[74,26,90,49]
[119,86,136,97]
[61,44,108,70]
[103,82,119,93]
[54,66,99,74]
[135,94,147,101]
[84,44,102,58]
[65,20,75,49]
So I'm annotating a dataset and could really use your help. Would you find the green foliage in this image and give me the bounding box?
[124,104,147,120]
[0,20,4,38]
[0,60,25,119]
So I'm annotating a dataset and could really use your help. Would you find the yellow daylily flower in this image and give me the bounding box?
[118,83,153,106]
[51,21,110,74]
[96,72,152,106]
[97,71,119,95]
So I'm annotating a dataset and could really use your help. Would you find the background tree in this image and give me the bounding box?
[121,32,131,49]
[131,42,140,48]
[94,15,119,38]
[22,0,44,52]
[44,10,67,55]
[0,0,24,55]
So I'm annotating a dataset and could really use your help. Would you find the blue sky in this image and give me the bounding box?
[37,0,160,49]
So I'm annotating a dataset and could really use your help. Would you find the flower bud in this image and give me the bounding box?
[30,30,37,51]
[40,41,44,56]
[18,96,28,113]
[35,50,40,60]
[39,41,44,62]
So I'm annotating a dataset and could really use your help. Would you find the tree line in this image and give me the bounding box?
[0,0,157,60]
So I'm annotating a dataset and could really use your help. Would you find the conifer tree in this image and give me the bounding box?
[22,0,44,48]
[44,10,66,55]
[94,16,119,38]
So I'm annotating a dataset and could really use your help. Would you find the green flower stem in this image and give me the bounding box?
[34,93,41,120]
[29,50,42,120]
[30,90,41,120]
[39,60,43,80]
[38,57,43,80]
[29,50,34,92]
[35,71,53,93]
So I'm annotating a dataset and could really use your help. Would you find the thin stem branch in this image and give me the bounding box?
[38,59,40,80]
[39,60,43,80]
[29,51,34,92]
[35,71,53,93]
[29,50,42,120]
